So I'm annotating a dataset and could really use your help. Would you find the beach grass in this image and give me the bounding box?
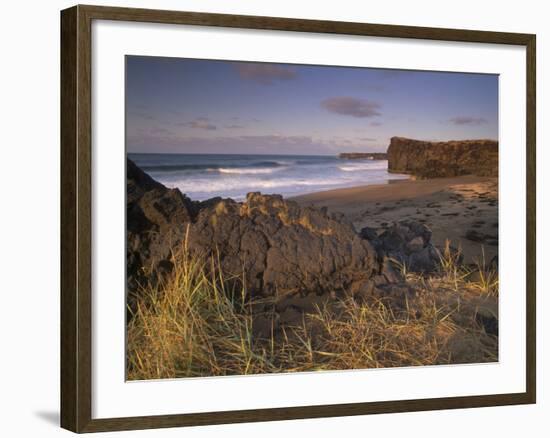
[126,240,498,381]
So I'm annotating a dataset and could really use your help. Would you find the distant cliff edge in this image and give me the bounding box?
[387,137,498,178]
[339,152,388,160]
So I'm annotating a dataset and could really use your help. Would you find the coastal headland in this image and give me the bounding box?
[339,152,387,160]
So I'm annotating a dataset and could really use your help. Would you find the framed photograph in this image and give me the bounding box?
[60,4,536,433]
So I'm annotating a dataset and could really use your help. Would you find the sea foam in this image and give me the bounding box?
[129,153,409,201]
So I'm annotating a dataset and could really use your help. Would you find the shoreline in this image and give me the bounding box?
[130,152,408,202]
[290,175,493,205]
[292,175,498,265]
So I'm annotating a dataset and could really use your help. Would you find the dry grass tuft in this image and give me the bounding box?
[127,240,498,380]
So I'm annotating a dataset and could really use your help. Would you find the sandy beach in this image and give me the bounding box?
[292,175,498,265]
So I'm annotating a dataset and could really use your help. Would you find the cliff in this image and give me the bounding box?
[387,137,498,178]
[339,152,387,160]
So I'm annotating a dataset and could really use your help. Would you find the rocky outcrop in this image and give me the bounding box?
[339,152,387,160]
[188,192,384,300]
[127,159,201,299]
[360,221,457,273]
[127,159,392,308]
[387,137,498,178]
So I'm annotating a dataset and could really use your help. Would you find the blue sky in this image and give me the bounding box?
[126,56,498,155]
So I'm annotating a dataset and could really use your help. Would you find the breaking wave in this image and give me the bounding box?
[128,153,408,201]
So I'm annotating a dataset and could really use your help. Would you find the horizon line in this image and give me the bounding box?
[126,151,367,157]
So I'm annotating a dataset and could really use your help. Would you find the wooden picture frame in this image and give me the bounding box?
[61,4,536,433]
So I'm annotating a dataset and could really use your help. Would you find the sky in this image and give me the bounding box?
[126,56,498,155]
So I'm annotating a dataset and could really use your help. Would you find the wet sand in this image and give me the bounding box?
[292,175,498,264]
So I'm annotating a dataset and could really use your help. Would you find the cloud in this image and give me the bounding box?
[235,63,297,85]
[177,117,217,130]
[449,116,488,126]
[225,124,245,130]
[358,137,377,142]
[370,121,383,127]
[321,97,382,118]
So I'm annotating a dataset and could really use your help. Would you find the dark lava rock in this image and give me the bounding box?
[359,226,379,242]
[408,246,440,273]
[387,137,498,178]
[126,159,200,299]
[187,192,380,300]
[361,220,442,274]
[127,159,384,306]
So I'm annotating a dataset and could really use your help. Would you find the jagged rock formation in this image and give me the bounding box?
[360,221,457,273]
[339,152,387,160]
[126,159,398,307]
[387,137,498,178]
[126,159,201,299]
[188,192,386,300]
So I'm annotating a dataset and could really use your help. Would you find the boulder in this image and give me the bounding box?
[186,192,380,300]
[126,159,384,306]
[126,159,200,297]
[359,226,379,242]
[361,220,442,274]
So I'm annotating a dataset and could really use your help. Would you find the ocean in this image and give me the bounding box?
[128,153,410,201]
